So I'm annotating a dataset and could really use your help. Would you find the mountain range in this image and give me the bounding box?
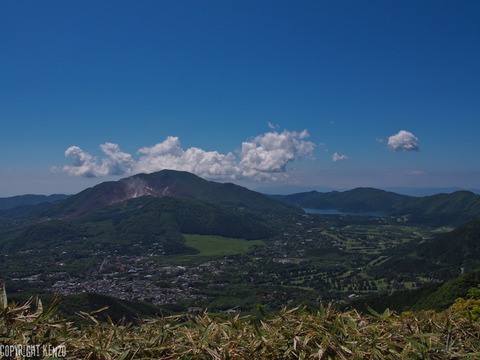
[1,171,479,265]
[54,170,299,218]
[0,170,297,255]
[0,194,70,210]
[4,176,480,227]
[1,169,480,317]
[272,187,480,226]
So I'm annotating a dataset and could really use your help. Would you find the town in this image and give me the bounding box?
[3,211,442,313]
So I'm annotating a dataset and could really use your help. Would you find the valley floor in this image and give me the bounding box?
[2,212,456,315]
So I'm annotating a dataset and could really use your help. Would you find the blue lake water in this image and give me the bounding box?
[303,208,385,217]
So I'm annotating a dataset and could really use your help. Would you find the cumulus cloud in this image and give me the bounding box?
[56,129,316,181]
[239,130,315,175]
[387,130,419,152]
[99,143,136,175]
[59,143,135,177]
[332,152,348,162]
[135,136,239,178]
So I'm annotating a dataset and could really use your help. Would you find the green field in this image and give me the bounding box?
[184,234,264,256]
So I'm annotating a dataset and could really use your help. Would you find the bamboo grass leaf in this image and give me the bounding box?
[0,283,7,309]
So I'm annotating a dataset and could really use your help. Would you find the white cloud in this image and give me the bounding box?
[135,136,239,178]
[99,143,136,175]
[268,122,280,129]
[404,170,427,176]
[60,146,98,177]
[239,130,315,176]
[332,152,348,162]
[387,130,419,152]
[58,144,134,177]
[56,129,316,181]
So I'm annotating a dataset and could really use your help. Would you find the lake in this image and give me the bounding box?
[303,208,385,217]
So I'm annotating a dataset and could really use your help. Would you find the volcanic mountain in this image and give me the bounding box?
[56,170,299,218]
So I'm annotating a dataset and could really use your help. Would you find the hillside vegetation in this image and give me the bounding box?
[1,195,273,255]
[55,170,299,218]
[373,217,480,280]
[350,268,480,314]
[273,188,411,213]
[2,283,480,360]
[273,188,480,226]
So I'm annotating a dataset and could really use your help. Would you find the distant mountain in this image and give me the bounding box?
[260,185,480,197]
[0,194,70,210]
[381,187,480,197]
[56,170,299,218]
[272,188,411,213]
[0,170,293,255]
[391,191,480,226]
[273,188,480,226]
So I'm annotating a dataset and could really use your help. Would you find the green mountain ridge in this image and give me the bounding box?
[0,170,293,255]
[271,187,412,210]
[272,187,480,226]
[56,170,298,218]
[2,195,274,255]
[0,194,70,210]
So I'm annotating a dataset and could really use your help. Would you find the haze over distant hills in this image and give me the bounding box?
[380,187,480,197]
[0,194,70,210]
[257,185,480,197]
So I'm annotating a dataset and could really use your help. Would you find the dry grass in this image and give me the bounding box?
[1,284,480,359]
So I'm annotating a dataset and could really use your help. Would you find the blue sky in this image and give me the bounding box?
[1,0,479,197]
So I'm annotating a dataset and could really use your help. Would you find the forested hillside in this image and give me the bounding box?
[272,188,411,213]
[55,170,298,218]
[371,217,480,280]
[273,188,480,226]
[1,195,274,255]
[350,268,480,314]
